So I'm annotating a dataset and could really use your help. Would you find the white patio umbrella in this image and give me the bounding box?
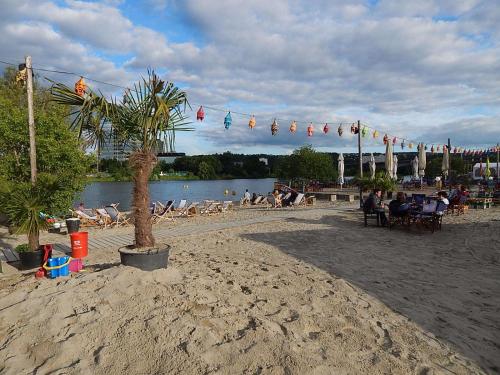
[442,146,449,179]
[412,156,419,179]
[393,154,398,181]
[338,153,344,189]
[369,153,376,180]
[385,141,394,179]
[418,143,427,189]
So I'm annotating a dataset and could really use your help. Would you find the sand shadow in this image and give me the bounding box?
[241,213,500,374]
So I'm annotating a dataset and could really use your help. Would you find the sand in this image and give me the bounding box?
[0,203,499,374]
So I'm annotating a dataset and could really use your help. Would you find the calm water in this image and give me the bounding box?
[76,178,276,210]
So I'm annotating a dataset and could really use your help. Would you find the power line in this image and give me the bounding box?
[1,58,497,153]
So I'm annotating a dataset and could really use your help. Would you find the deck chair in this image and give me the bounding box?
[252,196,263,205]
[178,202,198,217]
[176,199,187,212]
[152,200,175,223]
[200,201,220,215]
[96,208,114,228]
[73,209,101,227]
[104,205,130,226]
[221,201,233,212]
[291,193,305,208]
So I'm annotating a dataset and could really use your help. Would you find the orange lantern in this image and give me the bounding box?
[248,115,256,129]
[74,77,86,97]
[307,123,314,137]
[289,121,297,133]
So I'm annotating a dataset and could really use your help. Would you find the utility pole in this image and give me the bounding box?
[447,138,451,187]
[496,143,499,184]
[26,55,37,185]
[357,120,363,208]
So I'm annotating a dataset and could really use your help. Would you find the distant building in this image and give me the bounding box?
[259,157,268,166]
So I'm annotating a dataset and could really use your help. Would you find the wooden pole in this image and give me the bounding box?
[358,120,363,208]
[26,56,37,185]
[447,138,451,188]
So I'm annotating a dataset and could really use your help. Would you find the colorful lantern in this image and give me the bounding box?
[307,123,314,137]
[392,137,397,145]
[248,115,256,129]
[361,126,368,137]
[323,123,329,134]
[409,142,413,149]
[383,134,389,145]
[271,118,279,135]
[350,123,359,134]
[338,124,343,137]
[224,112,232,130]
[74,77,86,97]
[437,145,441,152]
[289,121,297,133]
[373,130,379,138]
[196,106,205,121]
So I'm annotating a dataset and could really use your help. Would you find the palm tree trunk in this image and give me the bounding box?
[28,231,40,251]
[130,151,156,248]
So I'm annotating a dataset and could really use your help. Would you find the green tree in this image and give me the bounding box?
[277,145,336,182]
[198,161,216,180]
[51,70,190,248]
[0,69,90,213]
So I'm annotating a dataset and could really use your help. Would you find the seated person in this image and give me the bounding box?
[241,189,251,205]
[272,190,282,207]
[388,192,410,217]
[363,188,388,226]
[437,191,449,205]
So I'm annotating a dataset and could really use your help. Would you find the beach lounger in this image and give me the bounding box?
[176,199,187,211]
[291,193,305,208]
[95,208,114,228]
[252,196,263,205]
[104,205,130,227]
[72,209,101,227]
[178,202,198,217]
[200,201,220,215]
[152,201,175,223]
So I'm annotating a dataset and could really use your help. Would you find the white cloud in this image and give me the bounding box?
[1,0,499,153]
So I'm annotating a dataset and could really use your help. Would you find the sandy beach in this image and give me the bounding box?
[1,202,499,374]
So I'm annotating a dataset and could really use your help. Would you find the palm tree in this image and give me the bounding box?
[51,71,190,248]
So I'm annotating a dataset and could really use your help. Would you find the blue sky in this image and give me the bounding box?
[1,0,499,155]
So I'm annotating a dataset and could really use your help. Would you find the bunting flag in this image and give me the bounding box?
[248,115,256,129]
[361,126,368,137]
[338,124,343,137]
[224,112,232,129]
[196,106,205,121]
[323,123,329,134]
[289,120,297,133]
[74,77,86,97]
[307,123,314,137]
[271,118,279,135]
[373,130,379,138]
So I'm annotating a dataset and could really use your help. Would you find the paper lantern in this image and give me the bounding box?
[383,134,389,145]
[409,142,413,149]
[338,124,343,137]
[373,130,379,138]
[323,123,329,134]
[350,123,359,134]
[74,77,86,97]
[224,112,232,130]
[271,118,279,135]
[289,121,297,133]
[361,126,368,137]
[392,137,397,145]
[307,123,314,137]
[196,106,205,121]
[248,115,256,129]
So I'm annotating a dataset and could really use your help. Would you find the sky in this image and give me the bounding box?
[1,0,499,155]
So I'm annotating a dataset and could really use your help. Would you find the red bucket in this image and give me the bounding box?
[70,232,88,258]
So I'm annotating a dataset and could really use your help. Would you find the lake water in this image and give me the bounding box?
[76,178,276,210]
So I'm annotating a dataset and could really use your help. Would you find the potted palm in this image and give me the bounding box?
[50,71,190,270]
[2,187,49,268]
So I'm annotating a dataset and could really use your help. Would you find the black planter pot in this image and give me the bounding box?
[118,244,170,271]
[18,249,44,269]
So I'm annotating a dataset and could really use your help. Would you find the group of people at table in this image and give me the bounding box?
[363,185,469,227]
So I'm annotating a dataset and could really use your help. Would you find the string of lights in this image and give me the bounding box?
[1,58,498,155]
